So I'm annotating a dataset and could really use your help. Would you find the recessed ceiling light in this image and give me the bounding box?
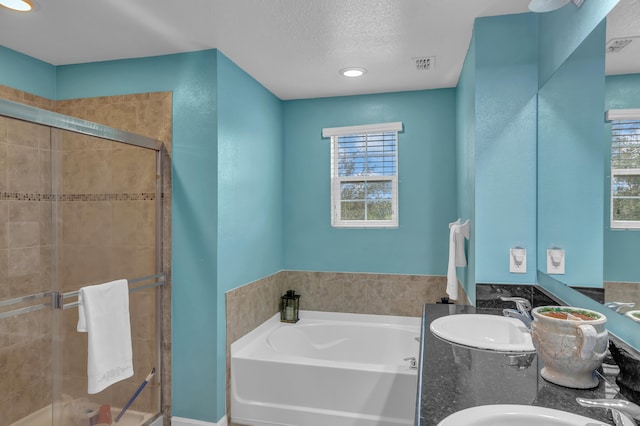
[339,67,367,78]
[0,0,33,11]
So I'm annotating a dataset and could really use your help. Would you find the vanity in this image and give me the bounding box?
[415,303,638,426]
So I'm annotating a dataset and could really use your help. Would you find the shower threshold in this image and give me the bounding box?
[9,395,155,426]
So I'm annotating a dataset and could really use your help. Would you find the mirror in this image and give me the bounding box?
[537,0,640,335]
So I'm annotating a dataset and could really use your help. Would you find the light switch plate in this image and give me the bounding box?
[547,249,565,274]
[510,248,526,273]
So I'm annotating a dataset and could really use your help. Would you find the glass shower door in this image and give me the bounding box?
[50,127,161,426]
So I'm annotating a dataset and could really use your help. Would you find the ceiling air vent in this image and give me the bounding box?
[414,56,435,71]
[606,38,634,53]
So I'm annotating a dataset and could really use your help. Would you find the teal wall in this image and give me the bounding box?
[0,45,56,100]
[473,14,539,286]
[57,51,221,423]
[282,90,457,275]
[455,37,476,301]
[537,22,606,287]
[216,52,284,418]
[604,73,640,282]
[538,0,619,87]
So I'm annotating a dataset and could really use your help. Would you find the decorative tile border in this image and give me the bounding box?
[0,192,157,201]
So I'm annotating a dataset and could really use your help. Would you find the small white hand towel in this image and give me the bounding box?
[455,219,470,267]
[446,219,470,300]
[77,279,134,394]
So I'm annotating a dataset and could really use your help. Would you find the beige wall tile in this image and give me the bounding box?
[0,142,7,192]
[111,148,156,193]
[8,247,40,277]
[0,116,7,143]
[38,147,51,194]
[84,201,112,247]
[62,202,86,245]
[7,144,40,193]
[0,249,8,300]
[83,247,114,285]
[8,222,40,248]
[10,273,43,298]
[0,201,7,250]
[7,119,48,149]
[60,129,88,151]
[84,149,112,193]
[9,200,40,222]
[62,150,87,194]
[39,201,52,246]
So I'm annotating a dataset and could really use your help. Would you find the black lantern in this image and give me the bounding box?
[280,290,300,323]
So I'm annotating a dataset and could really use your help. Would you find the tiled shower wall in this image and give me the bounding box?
[0,85,173,424]
[0,115,54,424]
[226,270,461,425]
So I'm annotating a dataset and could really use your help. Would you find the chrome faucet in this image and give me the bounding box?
[500,296,533,328]
[404,357,417,369]
[576,398,640,426]
[604,302,636,312]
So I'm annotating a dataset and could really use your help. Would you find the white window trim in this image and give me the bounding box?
[608,108,640,230]
[324,122,402,229]
[322,122,402,138]
[606,109,640,122]
[611,167,640,230]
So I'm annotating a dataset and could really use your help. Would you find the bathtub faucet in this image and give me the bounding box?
[500,296,533,328]
[604,301,635,312]
[404,357,418,369]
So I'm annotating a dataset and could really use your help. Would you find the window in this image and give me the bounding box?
[610,111,640,229]
[322,122,402,228]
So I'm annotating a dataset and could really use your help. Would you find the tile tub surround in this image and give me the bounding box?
[226,271,456,425]
[417,304,623,426]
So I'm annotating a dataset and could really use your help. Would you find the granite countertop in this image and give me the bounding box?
[416,304,628,426]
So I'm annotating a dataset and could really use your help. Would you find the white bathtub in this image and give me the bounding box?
[231,310,421,426]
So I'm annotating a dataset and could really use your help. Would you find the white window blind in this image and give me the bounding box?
[611,118,640,229]
[324,122,402,228]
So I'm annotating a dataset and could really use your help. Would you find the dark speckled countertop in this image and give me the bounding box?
[416,304,630,426]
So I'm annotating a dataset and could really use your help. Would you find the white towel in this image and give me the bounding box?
[446,219,470,300]
[77,279,134,394]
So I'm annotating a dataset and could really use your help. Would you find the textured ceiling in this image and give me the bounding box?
[0,0,636,100]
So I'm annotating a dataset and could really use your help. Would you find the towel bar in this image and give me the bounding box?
[0,273,166,318]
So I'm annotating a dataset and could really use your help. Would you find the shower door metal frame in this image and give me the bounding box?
[0,97,166,420]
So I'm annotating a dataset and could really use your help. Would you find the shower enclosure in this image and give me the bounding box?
[0,99,165,426]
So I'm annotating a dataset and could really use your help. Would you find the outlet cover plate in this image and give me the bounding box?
[510,248,527,273]
[547,249,565,274]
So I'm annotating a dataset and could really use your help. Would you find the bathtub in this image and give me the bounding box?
[9,394,155,426]
[231,310,421,426]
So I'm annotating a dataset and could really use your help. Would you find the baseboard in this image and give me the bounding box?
[172,415,226,426]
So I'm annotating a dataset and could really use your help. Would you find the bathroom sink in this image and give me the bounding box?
[437,404,606,426]
[429,314,535,353]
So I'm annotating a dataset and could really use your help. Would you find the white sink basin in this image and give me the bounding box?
[437,404,606,426]
[430,314,535,353]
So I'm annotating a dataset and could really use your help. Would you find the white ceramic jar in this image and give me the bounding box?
[531,306,608,389]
